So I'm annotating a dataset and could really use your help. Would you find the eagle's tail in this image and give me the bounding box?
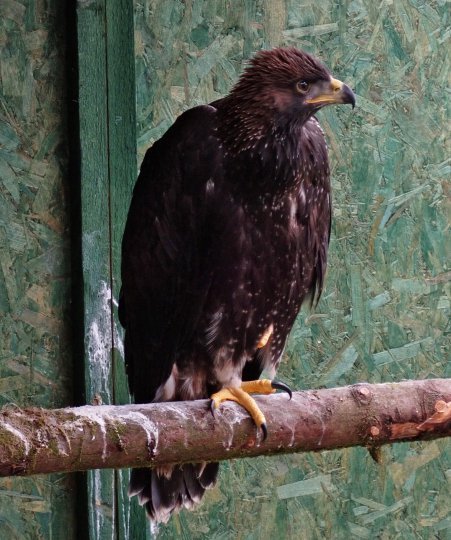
[129,462,219,523]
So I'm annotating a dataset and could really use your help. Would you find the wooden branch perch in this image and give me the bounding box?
[1,379,450,477]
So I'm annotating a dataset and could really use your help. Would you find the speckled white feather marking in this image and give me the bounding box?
[205,309,224,349]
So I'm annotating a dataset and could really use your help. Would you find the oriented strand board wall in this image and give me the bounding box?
[135,1,450,539]
[0,1,75,538]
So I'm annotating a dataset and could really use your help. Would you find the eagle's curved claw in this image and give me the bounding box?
[260,423,268,441]
[210,399,216,417]
[271,380,292,399]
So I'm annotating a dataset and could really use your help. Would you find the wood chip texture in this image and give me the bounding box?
[0,1,75,539]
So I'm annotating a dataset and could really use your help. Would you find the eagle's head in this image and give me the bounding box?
[229,47,355,128]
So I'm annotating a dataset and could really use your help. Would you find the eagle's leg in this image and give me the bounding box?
[210,379,292,440]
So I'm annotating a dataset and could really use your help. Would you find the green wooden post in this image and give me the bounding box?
[105,2,150,539]
[77,2,115,537]
[76,1,145,538]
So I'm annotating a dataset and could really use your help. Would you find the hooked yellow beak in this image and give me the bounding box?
[306,77,355,108]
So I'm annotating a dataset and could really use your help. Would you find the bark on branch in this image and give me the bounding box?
[0,379,450,477]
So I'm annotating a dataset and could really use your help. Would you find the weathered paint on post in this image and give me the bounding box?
[76,0,142,538]
[76,2,115,537]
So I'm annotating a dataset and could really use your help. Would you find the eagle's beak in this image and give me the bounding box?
[306,78,355,109]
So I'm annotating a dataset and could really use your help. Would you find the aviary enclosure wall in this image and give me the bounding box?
[0,2,76,539]
[0,1,449,539]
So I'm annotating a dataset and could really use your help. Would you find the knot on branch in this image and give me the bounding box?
[350,383,373,406]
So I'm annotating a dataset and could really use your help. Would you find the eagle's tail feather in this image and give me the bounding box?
[129,463,219,523]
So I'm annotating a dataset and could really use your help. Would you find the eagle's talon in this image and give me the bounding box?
[271,380,293,399]
[210,384,268,436]
[210,399,217,416]
[260,423,268,441]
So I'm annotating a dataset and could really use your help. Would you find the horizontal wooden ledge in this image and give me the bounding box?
[0,378,450,477]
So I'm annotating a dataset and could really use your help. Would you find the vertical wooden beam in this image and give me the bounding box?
[104,3,150,539]
[76,0,145,537]
[76,2,115,538]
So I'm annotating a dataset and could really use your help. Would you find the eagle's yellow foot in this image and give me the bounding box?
[210,379,292,440]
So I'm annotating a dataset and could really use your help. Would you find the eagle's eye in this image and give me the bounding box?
[296,80,310,94]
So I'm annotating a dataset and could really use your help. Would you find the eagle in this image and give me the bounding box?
[119,47,355,522]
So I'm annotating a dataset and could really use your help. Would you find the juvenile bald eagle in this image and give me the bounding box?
[119,47,355,522]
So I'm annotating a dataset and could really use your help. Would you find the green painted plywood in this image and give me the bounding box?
[134,1,450,538]
[0,1,76,539]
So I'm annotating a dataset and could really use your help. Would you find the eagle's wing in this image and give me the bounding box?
[242,116,332,382]
[304,116,332,305]
[119,105,221,403]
